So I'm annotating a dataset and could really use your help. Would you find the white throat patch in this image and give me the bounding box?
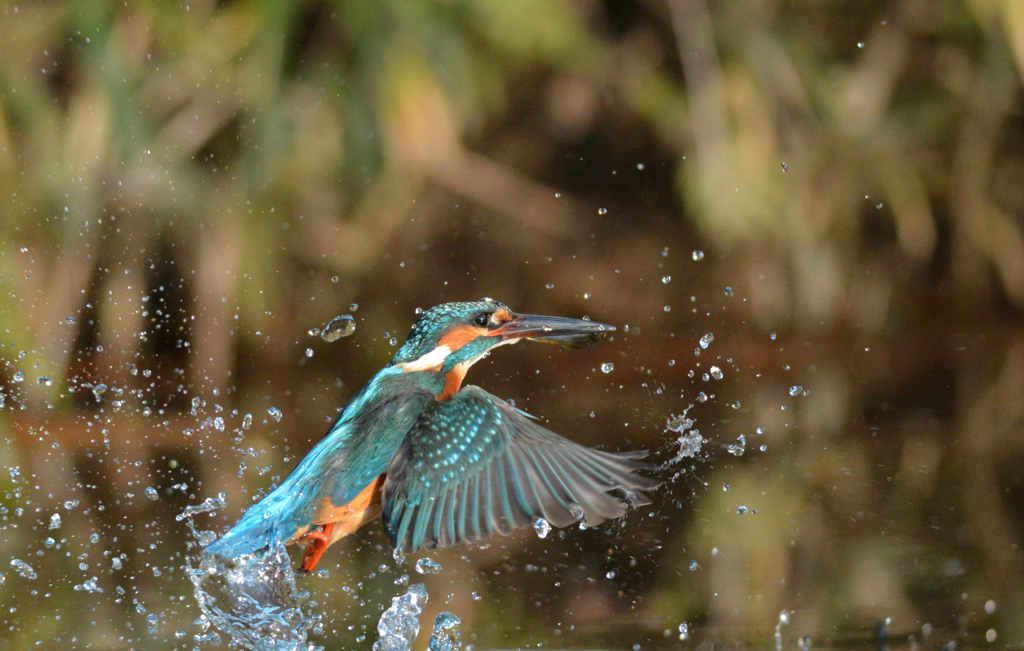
[398,345,452,372]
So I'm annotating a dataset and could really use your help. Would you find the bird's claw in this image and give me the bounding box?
[297,522,335,577]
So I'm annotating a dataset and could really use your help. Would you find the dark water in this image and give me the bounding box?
[1,281,1021,650]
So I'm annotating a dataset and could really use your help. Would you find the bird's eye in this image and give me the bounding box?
[473,312,490,327]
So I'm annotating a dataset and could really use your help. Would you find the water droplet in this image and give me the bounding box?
[781,163,788,172]
[601,363,614,374]
[664,305,671,312]
[331,276,339,283]
[696,391,708,403]
[322,315,356,342]
[789,385,802,396]
[605,569,616,579]
[688,561,699,572]
[305,348,314,358]
[316,568,330,579]
[985,600,996,614]
[545,283,555,290]
[597,208,608,215]
[759,444,767,452]
[770,332,777,340]
[724,287,734,297]
[857,41,865,49]
[308,327,321,337]
[727,434,746,456]
[679,622,690,640]
[389,337,398,346]
[66,316,77,324]
[10,558,37,580]
[533,517,551,539]
[637,163,645,170]
[662,276,671,284]
[242,413,252,430]
[37,376,52,386]
[699,333,714,349]
[737,505,748,515]
[144,486,159,501]
[268,407,283,422]
[48,513,61,530]
[691,250,704,261]
[415,558,442,575]
[429,611,462,651]
[709,366,723,380]
[722,483,729,491]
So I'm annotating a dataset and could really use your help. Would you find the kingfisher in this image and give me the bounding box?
[204,299,654,575]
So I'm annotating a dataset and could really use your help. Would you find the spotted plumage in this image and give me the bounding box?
[204,299,654,574]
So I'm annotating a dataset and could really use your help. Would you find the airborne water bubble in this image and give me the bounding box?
[699,333,713,349]
[268,407,283,422]
[601,363,614,374]
[322,314,357,342]
[415,558,442,575]
[709,366,723,380]
[144,486,159,501]
[10,558,37,580]
[532,517,551,539]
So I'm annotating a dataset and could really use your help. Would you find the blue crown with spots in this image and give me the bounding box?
[392,299,508,365]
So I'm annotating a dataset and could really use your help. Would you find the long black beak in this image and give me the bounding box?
[491,313,615,349]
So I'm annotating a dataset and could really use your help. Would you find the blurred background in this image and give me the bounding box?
[1,0,1023,649]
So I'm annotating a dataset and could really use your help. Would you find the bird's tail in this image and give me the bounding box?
[203,483,303,558]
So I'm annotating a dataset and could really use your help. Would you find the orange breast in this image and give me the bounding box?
[308,475,387,544]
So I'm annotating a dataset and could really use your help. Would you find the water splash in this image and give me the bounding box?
[176,493,226,522]
[187,543,314,651]
[415,558,442,575]
[428,612,462,651]
[374,583,428,651]
[665,407,704,465]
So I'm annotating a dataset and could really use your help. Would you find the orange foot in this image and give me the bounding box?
[296,522,335,577]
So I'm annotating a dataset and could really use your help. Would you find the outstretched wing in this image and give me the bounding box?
[381,385,656,552]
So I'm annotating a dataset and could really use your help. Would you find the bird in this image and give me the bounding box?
[204,299,655,576]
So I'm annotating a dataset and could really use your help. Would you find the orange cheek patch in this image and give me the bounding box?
[438,324,483,350]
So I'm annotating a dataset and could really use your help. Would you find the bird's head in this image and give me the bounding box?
[391,299,615,399]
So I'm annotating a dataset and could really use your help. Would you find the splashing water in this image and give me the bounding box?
[187,543,315,651]
[374,583,429,651]
[665,407,704,465]
[428,612,462,651]
[175,493,226,522]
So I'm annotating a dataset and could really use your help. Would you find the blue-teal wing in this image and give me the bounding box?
[381,386,656,552]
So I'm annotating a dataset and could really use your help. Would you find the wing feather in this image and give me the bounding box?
[382,385,655,552]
